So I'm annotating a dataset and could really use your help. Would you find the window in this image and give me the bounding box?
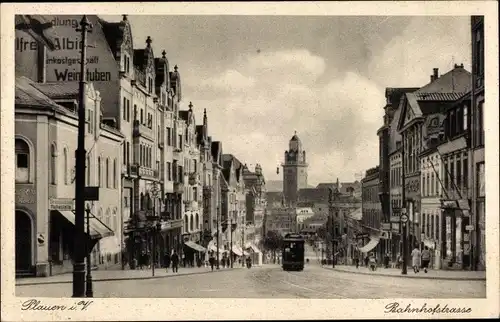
[443,158,449,191]
[476,102,484,147]
[106,158,110,188]
[456,158,462,193]
[15,138,30,183]
[475,29,484,77]
[430,172,435,196]
[127,99,130,122]
[113,209,118,231]
[179,135,183,149]
[167,128,171,145]
[463,105,468,131]
[193,187,198,201]
[449,157,455,192]
[133,105,137,121]
[86,155,91,185]
[113,159,117,189]
[193,160,197,173]
[50,144,57,185]
[477,162,485,197]
[167,162,171,181]
[126,142,130,166]
[435,215,439,240]
[190,214,194,231]
[63,148,68,185]
[463,155,468,193]
[97,157,101,187]
[195,213,199,230]
[140,109,144,125]
[123,97,127,121]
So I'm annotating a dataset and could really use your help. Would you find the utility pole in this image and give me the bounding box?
[401,132,408,275]
[230,216,233,268]
[73,15,91,298]
[216,206,220,269]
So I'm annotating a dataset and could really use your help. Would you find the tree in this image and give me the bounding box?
[262,230,283,263]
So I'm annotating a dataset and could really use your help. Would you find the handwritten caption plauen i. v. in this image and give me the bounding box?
[21,299,93,311]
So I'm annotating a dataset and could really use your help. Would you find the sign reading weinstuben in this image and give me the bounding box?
[49,198,74,211]
[15,15,120,115]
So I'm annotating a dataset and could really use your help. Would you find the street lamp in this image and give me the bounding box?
[85,203,93,297]
[149,182,160,277]
[72,15,92,298]
[401,207,409,275]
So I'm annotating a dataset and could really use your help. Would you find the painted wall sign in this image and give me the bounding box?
[15,187,36,204]
[15,15,120,118]
[49,198,74,211]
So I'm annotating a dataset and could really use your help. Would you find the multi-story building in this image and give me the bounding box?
[420,147,443,269]
[296,207,315,232]
[221,154,247,260]
[15,77,123,276]
[282,132,308,206]
[359,166,383,259]
[242,164,266,244]
[437,91,473,270]
[470,16,485,270]
[207,140,224,252]
[178,102,204,264]
[397,65,471,250]
[378,87,418,260]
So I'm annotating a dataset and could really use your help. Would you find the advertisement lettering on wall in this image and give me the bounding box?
[15,15,120,114]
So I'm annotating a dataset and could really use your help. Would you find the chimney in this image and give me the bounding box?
[430,75,435,82]
[433,68,439,80]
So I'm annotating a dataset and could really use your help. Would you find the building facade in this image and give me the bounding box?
[470,16,485,270]
[282,132,308,206]
[359,166,383,259]
[15,77,123,276]
[264,207,297,237]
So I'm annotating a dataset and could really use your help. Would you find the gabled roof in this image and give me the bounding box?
[15,77,68,113]
[30,82,79,99]
[397,65,472,132]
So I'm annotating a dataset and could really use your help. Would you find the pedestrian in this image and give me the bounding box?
[384,253,390,269]
[421,246,431,273]
[411,245,421,274]
[171,250,180,273]
[209,252,215,271]
[397,253,403,269]
[368,252,377,271]
[364,255,369,268]
[354,253,360,269]
[164,252,171,273]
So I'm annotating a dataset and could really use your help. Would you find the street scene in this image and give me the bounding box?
[13,13,487,300]
[16,244,485,298]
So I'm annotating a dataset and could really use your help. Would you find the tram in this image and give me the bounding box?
[282,233,305,271]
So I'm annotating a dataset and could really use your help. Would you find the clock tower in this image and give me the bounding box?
[282,132,308,207]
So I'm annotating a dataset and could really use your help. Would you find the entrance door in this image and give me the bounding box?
[16,210,33,272]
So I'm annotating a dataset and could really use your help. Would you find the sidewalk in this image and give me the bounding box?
[16,265,245,286]
[322,265,486,281]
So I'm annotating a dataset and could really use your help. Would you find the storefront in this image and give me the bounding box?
[440,199,471,269]
[404,174,421,249]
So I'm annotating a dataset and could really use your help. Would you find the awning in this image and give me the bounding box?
[356,235,380,253]
[245,243,262,254]
[184,241,206,252]
[56,210,114,239]
[232,245,243,256]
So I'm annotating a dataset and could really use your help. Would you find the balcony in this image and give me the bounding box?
[188,172,200,185]
[174,182,184,194]
[138,166,158,180]
[132,120,154,140]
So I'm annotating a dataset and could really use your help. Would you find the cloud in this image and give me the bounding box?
[186,49,384,184]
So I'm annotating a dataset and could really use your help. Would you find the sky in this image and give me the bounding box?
[102,15,471,185]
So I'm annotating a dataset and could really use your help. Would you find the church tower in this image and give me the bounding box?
[282,131,308,207]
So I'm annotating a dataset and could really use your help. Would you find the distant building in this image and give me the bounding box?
[295,207,315,232]
[264,207,296,237]
[282,132,308,206]
[360,166,382,259]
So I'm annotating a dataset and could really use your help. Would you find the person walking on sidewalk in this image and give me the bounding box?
[368,252,377,271]
[354,253,360,269]
[171,250,180,273]
[421,246,431,273]
[209,252,215,271]
[411,245,421,274]
[164,252,171,273]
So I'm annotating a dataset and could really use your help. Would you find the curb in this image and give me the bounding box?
[321,266,486,281]
[16,267,246,287]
